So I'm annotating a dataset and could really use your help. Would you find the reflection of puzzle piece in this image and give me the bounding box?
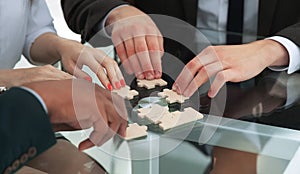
[137,104,169,124]
[124,123,148,140]
[158,89,188,104]
[112,85,138,100]
[159,107,203,131]
[137,79,167,89]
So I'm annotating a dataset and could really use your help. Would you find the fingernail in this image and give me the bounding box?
[84,76,92,82]
[137,74,144,79]
[208,89,214,98]
[120,79,126,87]
[172,85,177,91]
[107,83,113,91]
[155,71,161,78]
[146,73,154,80]
[115,82,121,89]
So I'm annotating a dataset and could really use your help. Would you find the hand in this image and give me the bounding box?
[58,39,126,90]
[173,40,289,98]
[106,6,164,79]
[0,65,72,87]
[23,79,128,150]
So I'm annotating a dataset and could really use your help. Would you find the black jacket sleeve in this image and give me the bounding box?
[0,88,56,174]
[277,22,300,47]
[61,0,128,42]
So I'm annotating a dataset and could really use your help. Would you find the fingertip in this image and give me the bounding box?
[208,89,216,98]
[84,76,92,82]
[145,72,154,80]
[78,140,94,151]
[107,83,113,91]
[154,71,162,79]
[120,79,126,87]
[137,74,144,79]
[115,82,121,89]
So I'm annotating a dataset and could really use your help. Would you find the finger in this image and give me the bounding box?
[96,128,115,147]
[124,39,144,79]
[110,93,128,122]
[146,35,162,78]
[117,119,128,137]
[183,62,224,97]
[101,59,120,89]
[95,66,112,90]
[59,61,79,79]
[78,54,110,85]
[72,67,92,81]
[173,58,203,94]
[134,36,154,79]
[208,69,234,98]
[114,62,126,87]
[78,139,95,151]
[88,119,109,146]
[116,43,134,74]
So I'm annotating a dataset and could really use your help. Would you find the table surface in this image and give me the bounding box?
[28,29,300,173]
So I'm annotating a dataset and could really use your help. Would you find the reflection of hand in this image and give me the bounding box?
[173,40,289,98]
[106,6,164,79]
[0,65,72,87]
[24,79,128,151]
[58,40,125,90]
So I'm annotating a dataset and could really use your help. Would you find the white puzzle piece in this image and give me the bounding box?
[137,104,169,124]
[159,107,203,131]
[158,89,189,104]
[124,123,148,140]
[137,79,167,89]
[112,85,139,100]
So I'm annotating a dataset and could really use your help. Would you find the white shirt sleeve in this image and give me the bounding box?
[267,36,300,74]
[18,86,48,114]
[22,0,56,62]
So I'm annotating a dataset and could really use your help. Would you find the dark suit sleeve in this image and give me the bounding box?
[0,88,56,174]
[276,22,300,47]
[61,0,128,42]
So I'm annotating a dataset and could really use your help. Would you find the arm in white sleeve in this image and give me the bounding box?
[22,0,56,62]
[267,36,300,74]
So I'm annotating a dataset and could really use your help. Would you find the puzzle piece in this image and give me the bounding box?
[159,107,203,131]
[137,79,167,89]
[112,85,139,100]
[137,104,169,124]
[158,89,189,104]
[124,123,148,140]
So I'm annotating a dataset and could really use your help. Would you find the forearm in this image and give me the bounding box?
[0,69,26,87]
[30,33,80,65]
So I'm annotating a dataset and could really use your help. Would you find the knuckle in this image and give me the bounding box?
[135,44,148,53]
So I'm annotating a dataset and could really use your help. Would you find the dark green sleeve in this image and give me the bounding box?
[0,88,56,174]
[61,0,128,42]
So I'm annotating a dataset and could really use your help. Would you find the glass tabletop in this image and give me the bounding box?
[27,29,300,173]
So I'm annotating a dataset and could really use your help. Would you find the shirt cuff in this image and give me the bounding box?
[100,5,129,38]
[18,86,48,114]
[267,36,300,74]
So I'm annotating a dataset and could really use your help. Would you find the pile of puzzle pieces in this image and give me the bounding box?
[111,79,204,140]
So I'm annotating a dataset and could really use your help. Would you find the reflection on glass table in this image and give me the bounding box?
[22,29,300,174]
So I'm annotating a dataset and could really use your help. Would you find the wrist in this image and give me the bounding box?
[263,40,289,67]
[106,6,142,26]
[56,38,83,58]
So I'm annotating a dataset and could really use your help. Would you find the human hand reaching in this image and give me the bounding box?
[58,39,126,89]
[106,6,164,79]
[173,40,289,98]
[24,79,128,150]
